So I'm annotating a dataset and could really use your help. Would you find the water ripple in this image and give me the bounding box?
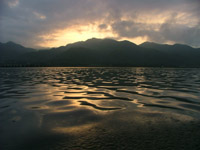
[0,67,200,116]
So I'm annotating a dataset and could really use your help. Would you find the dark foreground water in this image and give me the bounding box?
[0,67,200,150]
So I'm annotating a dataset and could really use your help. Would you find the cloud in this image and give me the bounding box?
[0,0,199,48]
[98,24,108,30]
[111,13,200,46]
[7,0,19,8]
[160,22,200,47]
[33,12,46,20]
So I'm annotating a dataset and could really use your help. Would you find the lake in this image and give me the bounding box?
[0,67,200,150]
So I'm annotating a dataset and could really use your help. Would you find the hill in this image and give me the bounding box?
[0,41,35,65]
[0,39,200,67]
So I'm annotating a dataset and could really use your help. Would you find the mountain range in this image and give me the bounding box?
[0,38,200,67]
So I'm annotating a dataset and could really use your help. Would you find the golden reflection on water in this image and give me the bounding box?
[132,99,144,108]
[52,123,98,134]
[2,68,200,125]
[1,68,200,150]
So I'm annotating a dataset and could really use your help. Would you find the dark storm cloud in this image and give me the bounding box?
[0,0,199,48]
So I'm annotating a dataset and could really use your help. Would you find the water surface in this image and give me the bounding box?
[0,67,200,150]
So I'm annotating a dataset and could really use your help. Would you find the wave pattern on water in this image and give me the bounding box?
[0,67,200,117]
[1,67,200,150]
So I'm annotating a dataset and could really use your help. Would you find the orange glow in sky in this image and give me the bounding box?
[38,23,150,48]
[38,24,117,48]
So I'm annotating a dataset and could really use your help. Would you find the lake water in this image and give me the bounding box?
[0,67,200,150]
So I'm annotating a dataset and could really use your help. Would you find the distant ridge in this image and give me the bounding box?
[140,42,194,51]
[0,41,35,65]
[0,38,200,67]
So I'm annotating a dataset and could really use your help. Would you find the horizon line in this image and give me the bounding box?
[0,37,199,50]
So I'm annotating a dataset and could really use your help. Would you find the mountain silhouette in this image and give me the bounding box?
[0,38,200,67]
[0,41,35,65]
[140,42,200,67]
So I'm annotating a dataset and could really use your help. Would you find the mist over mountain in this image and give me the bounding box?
[0,38,200,67]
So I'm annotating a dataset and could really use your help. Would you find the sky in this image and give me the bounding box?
[0,0,200,48]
